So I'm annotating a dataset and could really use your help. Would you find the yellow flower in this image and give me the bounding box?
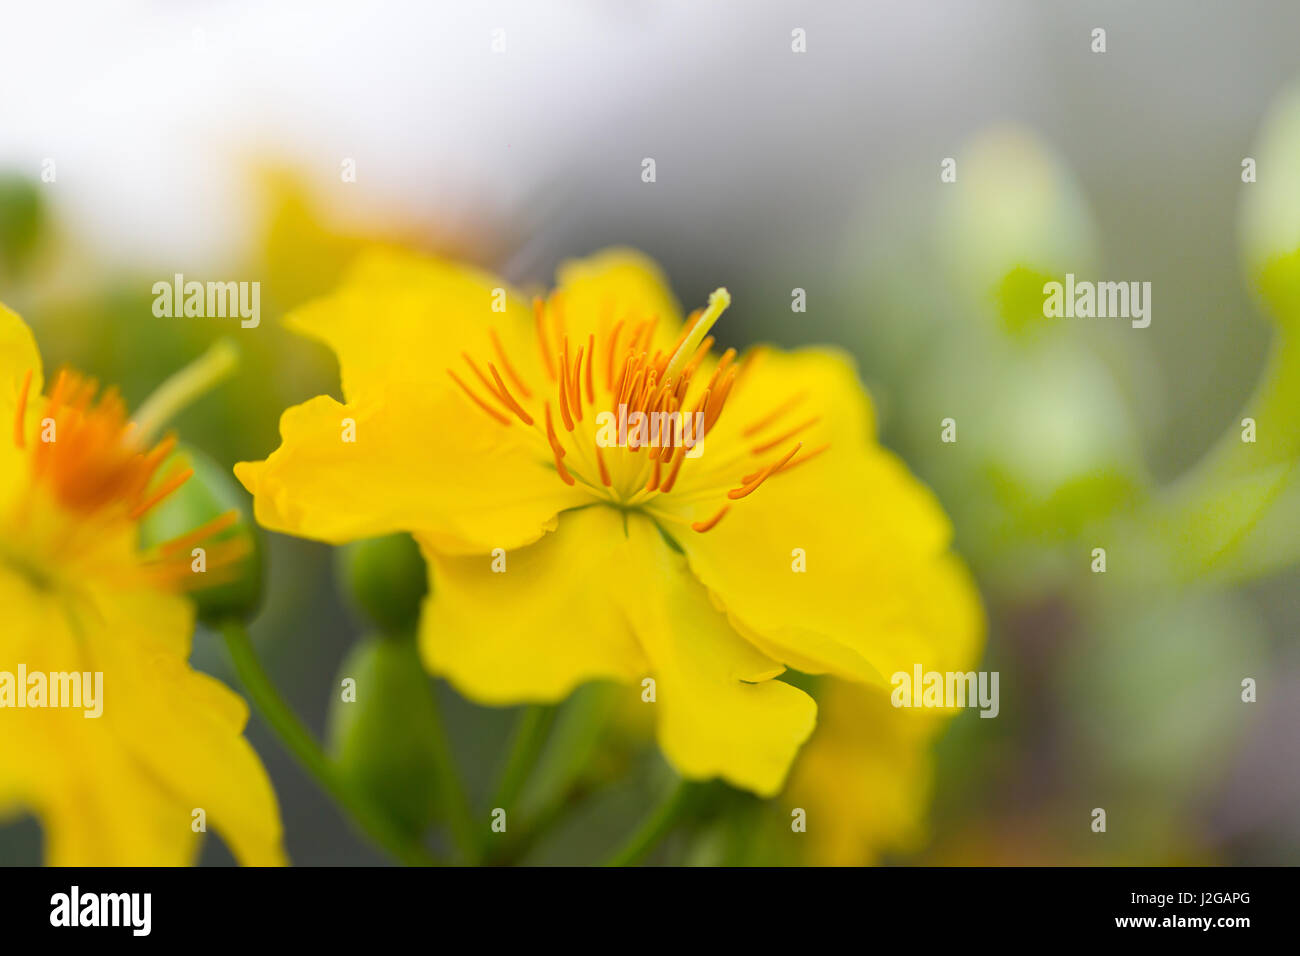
[783,679,951,865]
[236,248,983,796]
[0,304,285,866]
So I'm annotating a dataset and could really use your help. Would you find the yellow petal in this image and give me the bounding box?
[0,568,285,866]
[240,247,599,551]
[784,679,944,865]
[419,505,815,796]
[90,588,287,866]
[418,506,649,703]
[620,514,816,797]
[286,247,541,400]
[236,390,591,553]
[666,348,984,685]
[554,248,686,353]
[0,301,42,412]
[0,303,43,511]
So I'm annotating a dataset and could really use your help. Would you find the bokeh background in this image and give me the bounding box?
[2,0,1299,865]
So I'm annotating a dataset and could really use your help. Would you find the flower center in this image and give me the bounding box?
[447,288,830,532]
[8,366,245,591]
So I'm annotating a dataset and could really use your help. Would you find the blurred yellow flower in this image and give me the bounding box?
[784,679,950,865]
[0,304,285,866]
[236,248,982,796]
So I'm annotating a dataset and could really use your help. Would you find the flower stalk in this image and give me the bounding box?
[219,619,440,866]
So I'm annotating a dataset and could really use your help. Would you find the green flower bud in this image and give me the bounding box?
[327,635,443,839]
[938,125,1096,339]
[138,444,263,624]
[336,533,428,635]
[1241,83,1300,328]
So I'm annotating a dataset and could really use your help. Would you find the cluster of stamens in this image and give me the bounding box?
[447,289,830,534]
[10,368,247,588]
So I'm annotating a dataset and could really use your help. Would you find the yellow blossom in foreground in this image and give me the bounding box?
[236,248,983,796]
[0,304,285,865]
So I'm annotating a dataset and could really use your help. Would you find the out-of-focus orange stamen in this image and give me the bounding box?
[159,508,240,557]
[128,464,194,519]
[13,369,32,449]
[751,416,820,455]
[534,298,556,381]
[742,391,807,437]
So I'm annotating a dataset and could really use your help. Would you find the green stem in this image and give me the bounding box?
[1167,331,1300,497]
[491,705,556,814]
[486,684,618,866]
[488,781,592,867]
[1136,330,1300,580]
[133,339,239,442]
[426,681,482,864]
[218,620,439,866]
[604,779,694,867]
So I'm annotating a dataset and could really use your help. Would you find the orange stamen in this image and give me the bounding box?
[544,402,566,458]
[584,333,596,405]
[594,440,612,486]
[638,316,658,353]
[446,369,511,426]
[727,442,803,500]
[770,442,830,477]
[612,353,633,406]
[658,445,687,493]
[704,368,736,433]
[751,416,820,455]
[534,298,556,381]
[691,504,730,533]
[13,369,32,449]
[489,329,532,399]
[463,352,509,403]
[160,508,240,557]
[569,341,584,422]
[488,363,535,426]
[680,336,714,380]
[557,348,575,431]
[604,319,625,391]
[551,439,575,486]
[128,464,194,519]
[646,454,662,492]
[742,391,806,437]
